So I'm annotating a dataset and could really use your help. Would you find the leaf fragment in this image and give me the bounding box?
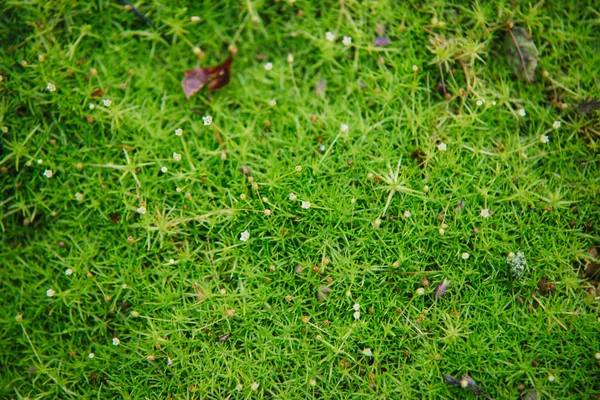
[182,57,233,99]
[91,89,106,97]
[537,276,556,296]
[577,98,600,115]
[434,279,449,299]
[317,285,332,302]
[373,37,391,47]
[504,25,538,83]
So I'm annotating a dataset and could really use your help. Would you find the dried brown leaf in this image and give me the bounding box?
[537,276,556,296]
[182,57,233,99]
[91,89,106,98]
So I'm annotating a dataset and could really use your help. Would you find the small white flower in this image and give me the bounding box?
[75,192,84,201]
[415,287,425,295]
[240,230,250,242]
[476,100,483,106]
[46,82,56,92]
[65,268,73,276]
[295,165,302,172]
[340,123,349,133]
[268,99,277,107]
[43,169,53,178]
[342,36,352,46]
[492,101,497,106]
[287,53,294,63]
[518,108,526,117]
[319,144,326,152]
[264,62,273,71]
[251,382,260,391]
[190,16,201,22]
[461,252,470,260]
[480,209,490,218]
[540,134,549,144]
[423,185,430,192]
[173,152,182,161]
[112,337,120,346]
[353,303,360,311]
[362,348,372,357]
[236,384,243,391]
[88,353,95,359]
[167,357,173,366]
[89,103,95,109]
[301,201,311,209]
[102,99,112,107]
[548,375,555,382]
[175,128,183,136]
[289,193,297,201]
[37,159,43,164]
[437,142,447,151]
[353,311,360,320]
[176,187,182,193]
[136,206,146,215]
[412,65,419,72]
[203,115,212,126]
[553,120,561,129]
[15,314,23,322]
[130,310,139,317]
[595,352,600,360]
[326,31,335,41]
[46,289,55,297]
[160,166,168,173]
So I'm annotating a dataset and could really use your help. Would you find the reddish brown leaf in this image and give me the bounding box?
[91,89,106,98]
[182,57,233,99]
[537,276,556,296]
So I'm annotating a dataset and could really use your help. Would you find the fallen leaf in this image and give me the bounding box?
[91,89,106,97]
[317,285,332,302]
[435,279,449,299]
[373,37,391,47]
[216,333,230,342]
[504,25,538,83]
[182,57,233,99]
[537,276,556,295]
[522,390,538,400]
[410,149,426,169]
[577,98,600,115]
[583,247,599,278]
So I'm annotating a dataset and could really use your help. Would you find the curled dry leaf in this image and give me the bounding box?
[216,333,230,342]
[91,89,106,98]
[582,247,599,278]
[317,285,332,302]
[435,279,449,299]
[182,57,233,99]
[504,25,538,83]
[537,276,556,296]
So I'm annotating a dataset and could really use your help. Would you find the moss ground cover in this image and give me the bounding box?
[1,1,599,398]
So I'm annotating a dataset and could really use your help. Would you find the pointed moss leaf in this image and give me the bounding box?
[504,26,539,83]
